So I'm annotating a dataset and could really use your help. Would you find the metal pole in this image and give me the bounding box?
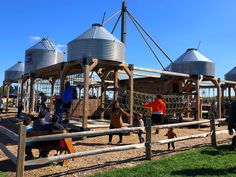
[121,1,127,44]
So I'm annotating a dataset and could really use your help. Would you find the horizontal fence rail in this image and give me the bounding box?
[25,143,145,166]
[0,143,17,164]
[0,126,19,142]
[155,120,210,129]
[26,127,143,143]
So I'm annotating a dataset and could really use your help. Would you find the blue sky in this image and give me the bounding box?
[1,0,236,84]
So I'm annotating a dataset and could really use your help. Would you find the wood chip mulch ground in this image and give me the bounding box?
[0,111,233,177]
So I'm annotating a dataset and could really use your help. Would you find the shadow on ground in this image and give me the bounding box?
[171,167,236,176]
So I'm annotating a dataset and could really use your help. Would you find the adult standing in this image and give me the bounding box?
[39,92,47,112]
[143,95,166,125]
[108,101,130,144]
[61,81,73,123]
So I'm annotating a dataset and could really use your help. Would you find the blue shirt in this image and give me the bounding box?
[62,86,73,103]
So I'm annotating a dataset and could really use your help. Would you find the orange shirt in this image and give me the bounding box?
[143,99,166,116]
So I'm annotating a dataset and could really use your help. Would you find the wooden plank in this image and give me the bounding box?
[152,132,210,145]
[25,143,145,166]
[154,120,210,129]
[0,126,19,142]
[26,127,143,143]
[133,66,190,77]
[0,143,17,164]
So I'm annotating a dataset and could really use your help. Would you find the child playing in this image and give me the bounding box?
[136,113,145,143]
[54,95,63,123]
[165,128,177,150]
[23,117,33,160]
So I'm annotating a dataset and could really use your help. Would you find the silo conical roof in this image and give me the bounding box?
[67,24,125,63]
[166,48,215,76]
[4,61,25,82]
[225,67,236,81]
[28,37,62,51]
[25,38,64,74]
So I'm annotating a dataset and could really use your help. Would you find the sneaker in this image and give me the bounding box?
[62,119,69,123]
[107,142,112,145]
[117,141,122,144]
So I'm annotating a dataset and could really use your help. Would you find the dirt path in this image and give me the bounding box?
[0,111,233,177]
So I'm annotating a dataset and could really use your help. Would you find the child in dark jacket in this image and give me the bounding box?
[165,128,177,150]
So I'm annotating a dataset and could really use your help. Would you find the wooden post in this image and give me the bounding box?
[145,118,152,160]
[16,124,26,177]
[209,111,217,147]
[1,81,5,97]
[29,77,35,114]
[99,71,108,120]
[196,78,201,120]
[49,78,56,112]
[20,78,25,106]
[129,65,134,125]
[6,83,10,113]
[228,86,231,99]
[123,64,134,125]
[114,68,119,101]
[216,79,221,119]
[82,58,90,129]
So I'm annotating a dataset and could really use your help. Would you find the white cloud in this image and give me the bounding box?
[57,44,67,48]
[29,36,41,42]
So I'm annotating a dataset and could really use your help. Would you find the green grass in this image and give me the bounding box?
[0,173,5,177]
[91,145,236,177]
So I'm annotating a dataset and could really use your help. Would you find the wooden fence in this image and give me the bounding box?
[0,117,229,177]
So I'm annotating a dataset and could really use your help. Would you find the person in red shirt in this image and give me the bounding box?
[143,95,166,125]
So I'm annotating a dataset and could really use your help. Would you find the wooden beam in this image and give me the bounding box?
[82,58,90,129]
[196,78,201,120]
[133,66,190,77]
[152,132,210,145]
[114,68,119,101]
[99,71,109,119]
[0,143,17,164]
[29,77,35,114]
[5,83,10,113]
[0,126,19,142]
[25,143,144,166]
[154,120,210,129]
[26,127,143,143]
[89,59,98,71]
[49,78,56,112]
[211,79,221,118]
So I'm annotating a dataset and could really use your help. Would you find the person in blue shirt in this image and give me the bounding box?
[61,81,73,123]
[23,117,33,160]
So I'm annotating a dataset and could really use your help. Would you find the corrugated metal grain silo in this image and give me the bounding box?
[166,48,215,76]
[225,67,236,81]
[4,61,24,82]
[25,38,64,74]
[67,24,125,63]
